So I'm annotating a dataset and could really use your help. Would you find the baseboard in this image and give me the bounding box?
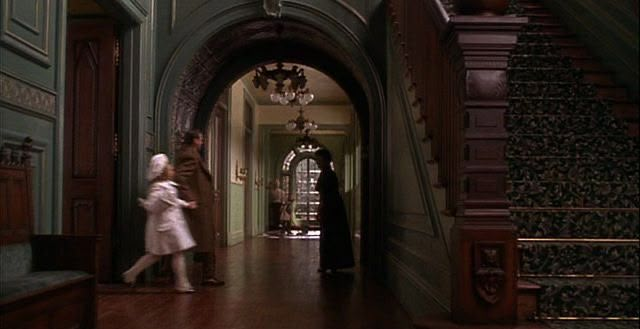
[385,252,450,320]
[228,229,244,246]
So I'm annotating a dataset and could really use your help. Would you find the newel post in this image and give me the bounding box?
[447,15,527,324]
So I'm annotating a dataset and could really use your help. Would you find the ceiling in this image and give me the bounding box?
[240,63,351,106]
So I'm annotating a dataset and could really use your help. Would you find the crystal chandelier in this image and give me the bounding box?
[252,62,315,106]
[286,107,318,134]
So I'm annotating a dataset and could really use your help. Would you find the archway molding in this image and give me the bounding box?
[154,2,386,272]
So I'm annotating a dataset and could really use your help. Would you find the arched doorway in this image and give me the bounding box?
[155,15,385,273]
[280,138,324,232]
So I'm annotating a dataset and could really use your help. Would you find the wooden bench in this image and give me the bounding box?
[0,137,97,329]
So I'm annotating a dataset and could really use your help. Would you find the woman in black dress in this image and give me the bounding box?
[314,149,355,273]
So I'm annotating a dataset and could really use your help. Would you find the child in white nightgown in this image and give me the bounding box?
[122,153,197,293]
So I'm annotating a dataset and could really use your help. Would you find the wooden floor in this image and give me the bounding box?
[98,237,413,329]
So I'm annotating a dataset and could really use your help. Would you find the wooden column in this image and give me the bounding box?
[447,16,527,324]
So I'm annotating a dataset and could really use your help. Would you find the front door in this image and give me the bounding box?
[64,20,118,282]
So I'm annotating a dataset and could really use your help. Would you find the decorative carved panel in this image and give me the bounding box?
[0,138,33,245]
[72,199,96,235]
[467,174,506,198]
[0,72,56,116]
[473,242,506,304]
[71,41,99,178]
[467,141,505,162]
[0,0,51,66]
[466,70,507,100]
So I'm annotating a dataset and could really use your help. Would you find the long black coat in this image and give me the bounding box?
[316,168,355,270]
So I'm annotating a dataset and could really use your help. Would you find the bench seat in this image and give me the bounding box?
[0,271,91,301]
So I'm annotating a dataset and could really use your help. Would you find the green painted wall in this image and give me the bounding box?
[0,108,55,233]
[383,26,452,318]
[228,183,245,245]
[542,0,639,100]
[0,0,66,233]
[1,0,157,279]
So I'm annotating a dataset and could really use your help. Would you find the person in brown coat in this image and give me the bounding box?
[174,129,224,286]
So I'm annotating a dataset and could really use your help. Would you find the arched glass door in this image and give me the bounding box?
[293,157,320,227]
[280,138,323,230]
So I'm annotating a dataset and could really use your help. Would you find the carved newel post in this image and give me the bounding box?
[446,8,527,324]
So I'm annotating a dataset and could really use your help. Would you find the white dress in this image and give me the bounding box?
[139,181,197,255]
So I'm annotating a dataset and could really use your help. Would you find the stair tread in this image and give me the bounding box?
[413,314,549,329]
[519,279,542,291]
[510,0,640,320]
[544,321,640,329]
[529,276,639,286]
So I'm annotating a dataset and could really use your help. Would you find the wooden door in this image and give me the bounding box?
[64,20,117,282]
[243,99,254,238]
[208,91,228,247]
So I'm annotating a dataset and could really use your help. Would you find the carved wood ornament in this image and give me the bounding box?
[474,242,506,304]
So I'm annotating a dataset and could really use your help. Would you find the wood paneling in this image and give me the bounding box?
[388,0,527,324]
[0,165,32,245]
[64,19,117,282]
[0,0,52,66]
[72,41,99,178]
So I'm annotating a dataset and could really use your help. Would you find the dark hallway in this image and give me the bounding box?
[97,238,413,329]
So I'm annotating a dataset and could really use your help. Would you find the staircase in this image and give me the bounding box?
[507,0,639,327]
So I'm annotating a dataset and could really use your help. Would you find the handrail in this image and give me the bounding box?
[388,0,464,214]
[387,0,528,323]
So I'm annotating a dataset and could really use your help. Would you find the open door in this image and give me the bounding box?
[208,91,229,247]
[64,20,118,282]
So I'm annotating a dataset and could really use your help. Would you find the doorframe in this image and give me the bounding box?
[207,93,230,248]
[87,0,156,278]
[154,7,386,276]
[242,93,255,239]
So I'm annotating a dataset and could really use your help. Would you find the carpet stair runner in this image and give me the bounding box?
[507,1,639,328]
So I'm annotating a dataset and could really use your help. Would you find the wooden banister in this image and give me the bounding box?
[388,0,528,324]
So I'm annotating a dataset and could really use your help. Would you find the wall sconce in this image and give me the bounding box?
[235,160,248,182]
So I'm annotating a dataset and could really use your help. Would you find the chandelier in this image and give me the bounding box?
[252,62,315,106]
[286,107,317,134]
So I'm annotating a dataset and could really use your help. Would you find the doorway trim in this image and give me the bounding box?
[155,4,386,275]
[88,0,156,277]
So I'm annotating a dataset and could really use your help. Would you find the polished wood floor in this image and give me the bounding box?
[98,238,413,329]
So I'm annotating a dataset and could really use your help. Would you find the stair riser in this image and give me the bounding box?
[506,135,638,157]
[508,99,610,115]
[510,68,583,82]
[507,157,639,183]
[520,243,639,276]
[533,280,639,318]
[510,0,640,321]
[514,211,640,239]
[507,181,638,208]
[510,56,572,68]
[510,83,596,98]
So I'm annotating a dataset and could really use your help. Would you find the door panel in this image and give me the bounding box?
[209,90,228,247]
[64,20,117,283]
